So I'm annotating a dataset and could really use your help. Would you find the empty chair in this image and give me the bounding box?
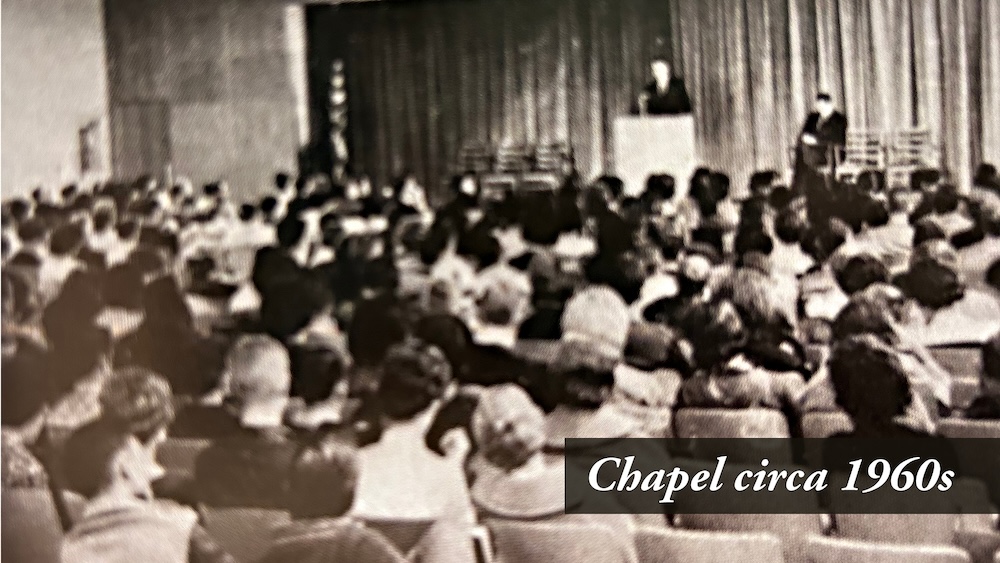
[805,535,969,563]
[260,519,406,563]
[1,488,66,563]
[801,411,854,439]
[200,506,291,563]
[929,347,982,380]
[831,513,958,546]
[952,378,982,411]
[488,520,637,563]
[675,511,823,563]
[157,437,212,477]
[938,419,1000,439]
[673,408,792,464]
[636,526,785,563]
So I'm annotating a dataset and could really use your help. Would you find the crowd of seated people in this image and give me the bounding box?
[1,160,1000,563]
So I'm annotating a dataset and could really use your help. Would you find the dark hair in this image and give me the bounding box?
[456,227,500,269]
[768,186,795,210]
[816,93,832,102]
[749,171,778,194]
[832,299,895,342]
[774,208,807,244]
[549,353,615,410]
[595,176,625,201]
[92,204,116,232]
[378,341,452,420]
[203,183,222,197]
[900,259,965,310]
[680,299,748,371]
[734,228,774,258]
[238,204,256,222]
[835,255,888,295]
[62,419,130,498]
[276,217,306,249]
[645,174,676,201]
[982,331,1000,382]
[829,335,911,424]
[857,170,887,194]
[862,197,891,228]
[17,218,48,244]
[973,163,998,187]
[5,199,32,223]
[288,433,359,519]
[116,220,140,240]
[275,172,292,190]
[260,275,334,340]
[912,217,946,246]
[348,299,409,368]
[260,196,277,216]
[932,183,960,214]
[49,222,84,256]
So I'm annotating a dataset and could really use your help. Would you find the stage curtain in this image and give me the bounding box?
[671,0,1000,191]
[309,0,999,197]
[307,0,673,200]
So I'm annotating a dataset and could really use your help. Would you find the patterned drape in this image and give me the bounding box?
[307,0,1000,198]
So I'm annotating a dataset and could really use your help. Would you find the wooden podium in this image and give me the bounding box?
[613,115,697,196]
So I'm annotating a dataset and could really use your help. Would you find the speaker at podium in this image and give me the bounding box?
[613,115,697,197]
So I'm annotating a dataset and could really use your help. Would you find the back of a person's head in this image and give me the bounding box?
[63,418,130,498]
[260,275,334,340]
[288,432,359,519]
[832,298,895,343]
[275,172,292,191]
[857,170,886,194]
[909,168,942,192]
[829,334,911,424]
[99,366,175,444]
[549,351,615,410]
[116,219,140,241]
[680,298,747,371]
[349,299,409,368]
[645,174,676,202]
[982,331,1000,383]
[142,275,192,328]
[835,254,889,295]
[862,197,891,228]
[733,227,774,258]
[259,196,278,218]
[17,218,48,245]
[472,384,546,471]
[711,267,790,335]
[5,198,32,224]
[276,216,307,249]
[748,170,777,195]
[48,221,85,257]
[238,203,256,222]
[91,201,117,233]
[413,314,473,378]
[933,183,961,214]
[378,339,452,421]
[225,334,292,426]
[774,207,807,244]
[767,185,795,211]
[595,175,625,201]
[900,258,965,310]
[456,226,500,269]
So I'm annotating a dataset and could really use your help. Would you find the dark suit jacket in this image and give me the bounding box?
[801,111,847,146]
[638,78,693,115]
[194,425,299,509]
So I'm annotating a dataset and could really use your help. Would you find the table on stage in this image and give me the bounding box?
[612,115,698,197]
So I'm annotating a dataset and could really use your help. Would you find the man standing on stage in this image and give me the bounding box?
[794,93,848,222]
[635,56,692,115]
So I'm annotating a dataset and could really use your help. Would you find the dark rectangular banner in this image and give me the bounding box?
[564,438,1000,514]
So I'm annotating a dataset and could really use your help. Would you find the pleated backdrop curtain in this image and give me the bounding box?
[307,0,1000,198]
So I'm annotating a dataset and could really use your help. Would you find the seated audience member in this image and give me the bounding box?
[469,384,636,553]
[425,251,479,324]
[966,331,1000,419]
[260,432,414,563]
[822,335,960,476]
[61,369,235,563]
[770,206,815,279]
[107,220,141,267]
[194,335,298,508]
[38,223,83,303]
[926,183,974,238]
[833,253,889,296]
[10,217,49,268]
[116,276,223,397]
[470,258,532,349]
[678,298,805,418]
[843,189,914,275]
[898,256,1000,346]
[352,339,470,520]
[956,195,1000,290]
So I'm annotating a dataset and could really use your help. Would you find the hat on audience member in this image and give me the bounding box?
[560,285,631,361]
[223,334,292,428]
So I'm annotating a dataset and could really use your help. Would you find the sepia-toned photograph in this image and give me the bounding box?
[2,0,1000,561]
